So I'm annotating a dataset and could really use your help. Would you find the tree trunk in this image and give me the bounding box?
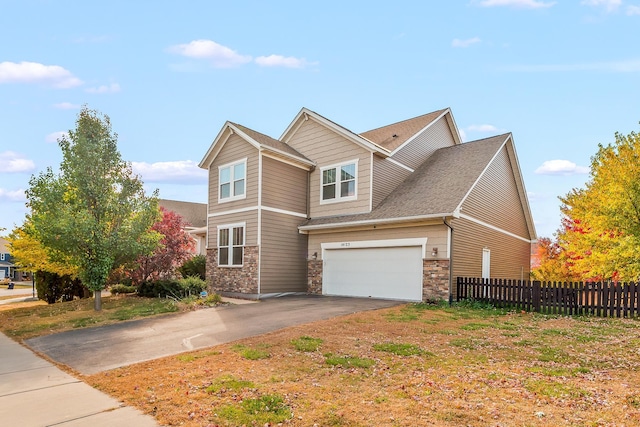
[94,290,102,311]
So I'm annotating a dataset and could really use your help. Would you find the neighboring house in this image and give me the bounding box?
[0,237,17,280]
[199,107,537,301]
[158,199,208,255]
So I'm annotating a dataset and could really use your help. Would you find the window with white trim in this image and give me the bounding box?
[218,224,244,266]
[321,161,357,202]
[218,159,246,202]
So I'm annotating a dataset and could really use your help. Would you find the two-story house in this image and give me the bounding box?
[0,237,17,281]
[199,107,536,301]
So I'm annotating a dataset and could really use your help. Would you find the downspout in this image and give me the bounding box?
[443,217,454,306]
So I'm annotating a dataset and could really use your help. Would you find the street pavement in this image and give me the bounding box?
[25,295,403,375]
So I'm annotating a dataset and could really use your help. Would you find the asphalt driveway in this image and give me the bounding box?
[25,295,403,375]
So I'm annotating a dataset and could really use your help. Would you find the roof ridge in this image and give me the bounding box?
[359,108,448,134]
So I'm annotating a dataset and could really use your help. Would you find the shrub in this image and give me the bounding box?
[179,254,206,280]
[136,277,207,299]
[110,284,137,295]
[35,270,89,304]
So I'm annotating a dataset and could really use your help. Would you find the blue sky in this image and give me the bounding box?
[1,0,639,238]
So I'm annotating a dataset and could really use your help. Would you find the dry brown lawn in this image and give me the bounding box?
[85,303,640,427]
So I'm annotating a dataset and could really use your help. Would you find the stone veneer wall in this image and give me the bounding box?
[307,260,323,295]
[206,246,259,294]
[423,259,450,301]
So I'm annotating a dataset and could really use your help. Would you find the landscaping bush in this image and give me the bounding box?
[110,284,137,295]
[35,270,89,304]
[178,254,206,280]
[136,277,207,299]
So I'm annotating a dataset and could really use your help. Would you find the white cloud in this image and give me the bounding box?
[132,160,207,183]
[0,151,36,173]
[45,131,68,143]
[53,102,80,110]
[85,83,121,94]
[0,61,82,88]
[167,40,252,68]
[627,5,640,15]
[0,188,26,202]
[467,124,501,132]
[452,37,481,48]
[477,0,556,8]
[535,160,590,175]
[503,59,640,72]
[255,55,315,68]
[458,129,468,142]
[581,0,622,12]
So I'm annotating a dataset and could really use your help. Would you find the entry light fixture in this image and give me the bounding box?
[312,252,318,260]
[431,247,438,257]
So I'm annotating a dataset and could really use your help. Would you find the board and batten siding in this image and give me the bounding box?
[460,146,530,239]
[261,155,308,215]
[208,134,259,214]
[371,156,412,209]
[286,118,371,218]
[207,210,258,248]
[260,210,308,293]
[308,224,449,260]
[390,117,456,170]
[450,217,530,284]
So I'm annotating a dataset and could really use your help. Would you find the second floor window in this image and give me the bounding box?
[219,159,246,202]
[322,161,357,202]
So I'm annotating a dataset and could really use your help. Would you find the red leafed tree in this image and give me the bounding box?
[128,207,195,284]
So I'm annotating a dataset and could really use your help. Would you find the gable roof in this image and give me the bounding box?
[300,134,521,231]
[199,122,314,170]
[359,109,450,151]
[280,108,392,157]
[159,199,207,228]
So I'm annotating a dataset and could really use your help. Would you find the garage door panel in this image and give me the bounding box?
[323,246,423,301]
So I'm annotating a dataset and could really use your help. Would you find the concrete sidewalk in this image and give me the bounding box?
[0,333,157,426]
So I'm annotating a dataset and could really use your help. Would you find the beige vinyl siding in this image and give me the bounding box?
[207,210,258,248]
[286,118,371,218]
[390,117,456,170]
[460,146,530,238]
[260,210,308,293]
[308,224,449,260]
[371,156,412,208]
[451,217,530,283]
[208,134,259,214]
[261,155,308,215]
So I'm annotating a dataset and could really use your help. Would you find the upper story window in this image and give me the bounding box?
[218,159,246,202]
[321,160,357,203]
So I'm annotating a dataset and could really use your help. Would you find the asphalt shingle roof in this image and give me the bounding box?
[359,109,447,151]
[158,199,207,228]
[301,133,509,228]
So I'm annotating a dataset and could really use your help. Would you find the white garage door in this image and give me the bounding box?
[323,246,423,301]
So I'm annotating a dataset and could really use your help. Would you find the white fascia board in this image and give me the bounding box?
[210,205,306,219]
[298,213,454,233]
[458,213,535,243]
[260,147,315,170]
[199,122,234,168]
[385,157,414,173]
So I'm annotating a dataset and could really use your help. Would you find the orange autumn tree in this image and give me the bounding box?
[558,127,640,282]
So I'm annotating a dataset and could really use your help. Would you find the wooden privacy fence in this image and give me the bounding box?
[456,277,640,318]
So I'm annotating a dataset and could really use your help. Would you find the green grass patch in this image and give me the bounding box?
[525,379,589,398]
[459,322,492,331]
[324,353,376,369]
[216,394,291,425]
[373,342,425,356]
[206,374,255,393]
[537,346,570,363]
[232,344,271,360]
[291,336,323,352]
[449,338,482,350]
[71,316,100,328]
[107,299,178,321]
